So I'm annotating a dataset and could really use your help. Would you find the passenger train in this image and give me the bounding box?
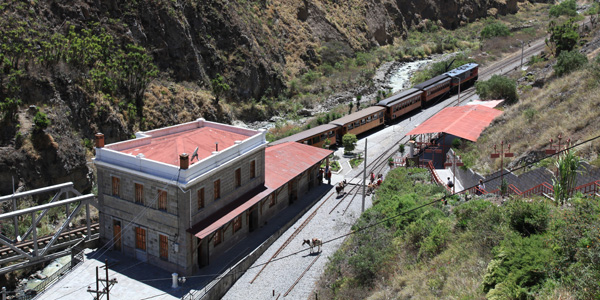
[270,63,479,148]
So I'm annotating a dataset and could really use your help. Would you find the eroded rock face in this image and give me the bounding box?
[0,0,520,194]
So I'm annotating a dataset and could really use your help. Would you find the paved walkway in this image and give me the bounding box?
[435,168,464,192]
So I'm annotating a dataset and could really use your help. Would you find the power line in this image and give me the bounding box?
[45,134,600,299]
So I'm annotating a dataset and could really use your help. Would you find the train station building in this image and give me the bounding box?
[93,118,332,275]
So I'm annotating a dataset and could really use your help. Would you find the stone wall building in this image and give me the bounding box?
[94,118,331,275]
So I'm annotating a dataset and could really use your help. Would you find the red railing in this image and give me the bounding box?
[572,180,600,197]
[521,182,554,198]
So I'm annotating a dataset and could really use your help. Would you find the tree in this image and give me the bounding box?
[554,50,588,76]
[475,75,518,104]
[546,19,579,56]
[211,74,230,104]
[0,97,22,122]
[342,134,357,155]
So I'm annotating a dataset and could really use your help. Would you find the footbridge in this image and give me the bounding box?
[0,182,98,274]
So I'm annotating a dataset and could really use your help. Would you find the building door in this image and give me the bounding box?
[249,207,258,232]
[113,220,121,251]
[288,179,298,204]
[198,238,209,267]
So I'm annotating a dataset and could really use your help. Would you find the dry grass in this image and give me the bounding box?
[143,81,217,130]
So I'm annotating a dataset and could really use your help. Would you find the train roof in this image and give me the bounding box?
[413,74,451,90]
[444,63,479,78]
[268,124,339,146]
[377,88,422,107]
[329,106,385,126]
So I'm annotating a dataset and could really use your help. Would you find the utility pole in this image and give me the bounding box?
[490,141,514,196]
[362,139,367,212]
[88,259,118,300]
[520,40,524,69]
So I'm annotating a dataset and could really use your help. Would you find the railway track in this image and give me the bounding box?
[0,223,99,264]
[249,193,334,284]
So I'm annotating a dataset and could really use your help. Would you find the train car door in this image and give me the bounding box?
[113,219,122,251]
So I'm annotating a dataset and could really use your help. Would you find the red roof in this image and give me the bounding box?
[188,142,332,240]
[406,105,502,142]
[119,127,251,166]
[264,142,333,189]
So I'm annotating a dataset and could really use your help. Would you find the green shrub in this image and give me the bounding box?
[505,199,549,236]
[549,0,577,17]
[418,219,452,259]
[481,21,511,39]
[475,75,518,104]
[553,50,588,76]
[483,234,554,298]
[454,199,495,229]
[451,138,462,149]
[33,111,50,132]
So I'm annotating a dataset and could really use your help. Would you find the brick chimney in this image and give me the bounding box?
[95,133,105,148]
[180,153,189,170]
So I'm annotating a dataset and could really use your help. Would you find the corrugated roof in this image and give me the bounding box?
[188,185,271,240]
[188,142,332,240]
[377,88,422,107]
[406,105,502,142]
[330,106,385,126]
[264,142,333,188]
[269,124,338,146]
[444,63,479,78]
[414,74,451,90]
[466,100,504,108]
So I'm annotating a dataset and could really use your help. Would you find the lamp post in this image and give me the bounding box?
[490,141,514,196]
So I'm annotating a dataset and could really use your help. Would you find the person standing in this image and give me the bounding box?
[477,179,485,195]
[447,177,454,189]
[318,168,324,185]
[327,168,332,185]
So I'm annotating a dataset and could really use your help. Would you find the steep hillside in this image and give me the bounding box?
[0,0,520,195]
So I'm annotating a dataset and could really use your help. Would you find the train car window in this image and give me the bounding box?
[355,121,360,127]
[380,112,383,118]
[361,119,366,125]
[313,136,320,144]
[321,134,327,140]
[329,131,335,137]
[392,114,396,119]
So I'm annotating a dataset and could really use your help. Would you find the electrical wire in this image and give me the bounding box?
[92,134,600,300]
[39,134,600,299]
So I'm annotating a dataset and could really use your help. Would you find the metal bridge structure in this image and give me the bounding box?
[0,182,97,274]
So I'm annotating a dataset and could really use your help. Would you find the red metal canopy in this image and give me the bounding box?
[189,142,332,240]
[406,105,502,142]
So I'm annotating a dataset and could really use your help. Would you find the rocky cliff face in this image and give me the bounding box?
[0,0,519,195]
